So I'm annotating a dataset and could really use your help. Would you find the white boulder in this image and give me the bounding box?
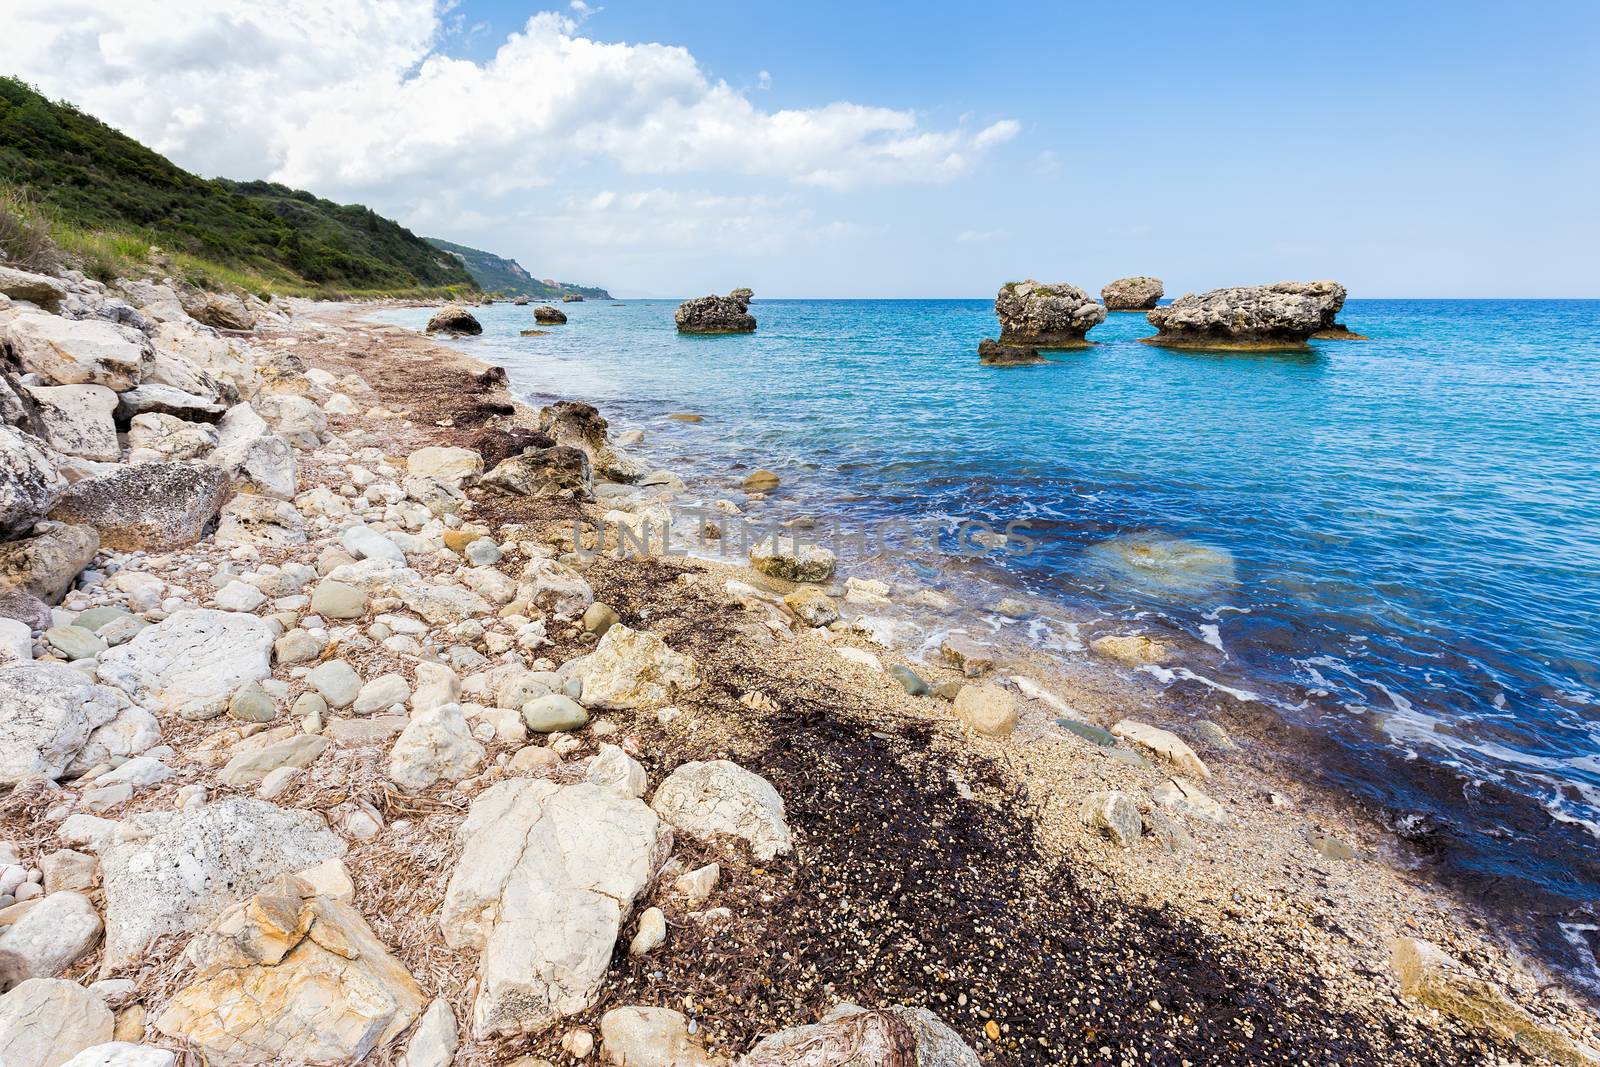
[97,609,274,720]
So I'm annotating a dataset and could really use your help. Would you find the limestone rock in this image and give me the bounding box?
[0,661,127,785]
[783,588,838,626]
[745,1005,979,1067]
[484,446,593,501]
[0,266,68,312]
[48,463,231,551]
[213,495,305,548]
[651,760,792,860]
[125,412,218,464]
[599,1006,721,1067]
[399,998,458,1067]
[1,426,66,537]
[954,682,1018,737]
[1145,281,1348,349]
[0,522,98,603]
[208,404,296,499]
[0,891,102,980]
[1101,276,1163,311]
[518,556,595,620]
[440,779,668,1038]
[253,394,325,449]
[1090,633,1174,668]
[59,1045,176,1067]
[23,384,119,461]
[219,735,327,789]
[675,290,756,334]
[178,288,254,331]
[977,338,1046,365]
[95,797,345,970]
[533,306,567,324]
[1151,776,1228,824]
[426,305,482,336]
[749,536,836,582]
[995,280,1107,348]
[407,446,482,487]
[0,311,149,390]
[114,384,224,423]
[1111,719,1210,779]
[578,625,698,710]
[388,704,485,792]
[535,401,644,484]
[0,978,114,1067]
[97,609,274,720]
[154,882,423,1064]
[1078,790,1142,848]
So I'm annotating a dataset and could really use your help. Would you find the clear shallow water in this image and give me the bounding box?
[375,297,1600,980]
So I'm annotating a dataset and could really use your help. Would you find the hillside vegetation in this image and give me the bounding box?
[426,237,611,300]
[0,76,475,298]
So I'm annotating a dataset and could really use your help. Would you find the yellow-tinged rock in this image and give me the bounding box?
[1089,633,1174,668]
[155,880,424,1064]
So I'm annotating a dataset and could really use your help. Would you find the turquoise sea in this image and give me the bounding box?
[375,297,1600,986]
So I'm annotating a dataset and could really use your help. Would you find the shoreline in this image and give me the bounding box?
[305,303,1596,1057]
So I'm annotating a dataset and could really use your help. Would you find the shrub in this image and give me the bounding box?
[0,185,58,272]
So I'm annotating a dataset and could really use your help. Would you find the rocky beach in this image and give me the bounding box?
[0,268,1596,1065]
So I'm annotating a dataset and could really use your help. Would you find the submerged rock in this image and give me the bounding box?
[425,305,482,336]
[1101,275,1164,311]
[675,290,756,334]
[533,305,567,324]
[977,338,1046,365]
[1085,534,1237,598]
[995,280,1107,348]
[1145,280,1349,349]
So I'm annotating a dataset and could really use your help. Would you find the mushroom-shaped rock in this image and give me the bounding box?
[533,305,568,324]
[425,305,482,336]
[977,338,1046,366]
[675,290,756,334]
[1101,275,1164,311]
[995,280,1106,348]
[650,759,792,860]
[1145,281,1349,349]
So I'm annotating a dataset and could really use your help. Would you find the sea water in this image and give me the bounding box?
[373,296,1600,984]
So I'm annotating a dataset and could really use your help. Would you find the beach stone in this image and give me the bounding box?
[578,624,699,710]
[599,1007,719,1067]
[518,557,595,621]
[178,287,254,330]
[1057,719,1117,746]
[741,469,780,493]
[117,384,224,424]
[0,616,30,663]
[388,704,485,792]
[59,1045,175,1067]
[651,760,792,861]
[1390,937,1585,1065]
[95,797,345,969]
[306,660,362,709]
[995,280,1106,347]
[440,778,668,1038]
[226,681,277,723]
[209,404,297,499]
[1,426,67,538]
[41,851,98,895]
[1194,720,1238,750]
[411,662,461,714]
[0,588,52,633]
[273,628,324,665]
[745,1005,980,1067]
[1152,776,1228,824]
[0,311,147,389]
[483,446,593,501]
[582,601,620,638]
[628,907,666,956]
[522,694,589,733]
[1090,632,1174,668]
[353,673,410,715]
[72,607,127,633]
[749,537,836,582]
[0,266,68,311]
[1101,275,1164,311]
[49,463,231,552]
[0,891,102,979]
[44,624,105,661]
[97,609,274,721]
[400,998,458,1067]
[213,579,265,612]
[1309,831,1356,861]
[0,978,114,1067]
[310,579,366,619]
[977,337,1045,365]
[0,661,128,785]
[153,884,423,1064]
[212,495,304,548]
[0,522,99,604]
[68,706,159,775]
[341,525,405,565]
[219,735,325,789]
[783,588,838,626]
[954,683,1018,738]
[672,863,719,904]
[674,289,755,334]
[426,304,482,335]
[408,447,482,487]
[939,635,995,676]
[888,664,930,696]
[253,394,325,449]
[1111,719,1210,779]
[1146,281,1348,348]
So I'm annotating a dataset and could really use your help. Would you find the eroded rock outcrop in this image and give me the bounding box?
[1101,275,1163,311]
[675,290,756,334]
[536,401,645,483]
[995,280,1106,348]
[533,305,568,324]
[425,305,482,336]
[977,338,1046,366]
[1145,281,1350,349]
[483,445,593,501]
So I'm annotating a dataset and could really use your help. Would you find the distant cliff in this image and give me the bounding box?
[426,237,611,300]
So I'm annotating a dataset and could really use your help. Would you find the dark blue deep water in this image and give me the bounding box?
[376,297,1600,983]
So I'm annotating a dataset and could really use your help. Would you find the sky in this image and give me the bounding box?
[7,0,1599,297]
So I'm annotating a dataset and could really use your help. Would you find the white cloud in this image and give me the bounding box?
[757,70,772,90]
[956,228,1007,243]
[973,119,1019,149]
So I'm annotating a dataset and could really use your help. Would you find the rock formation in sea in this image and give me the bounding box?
[424,305,482,336]
[561,294,585,303]
[675,290,756,334]
[994,281,1107,348]
[533,305,567,324]
[1145,281,1353,349]
[1101,276,1164,311]
[977,338,1047,366]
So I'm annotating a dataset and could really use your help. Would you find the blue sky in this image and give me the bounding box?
[13,0,1600,296]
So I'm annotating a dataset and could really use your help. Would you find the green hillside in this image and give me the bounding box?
[427,237,611,300]
[0,75,475,297]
